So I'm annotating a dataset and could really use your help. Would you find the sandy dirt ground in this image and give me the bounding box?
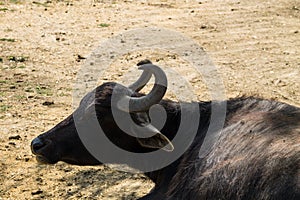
[0,0,299,199]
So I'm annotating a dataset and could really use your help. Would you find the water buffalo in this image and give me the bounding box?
[31,61,300,200]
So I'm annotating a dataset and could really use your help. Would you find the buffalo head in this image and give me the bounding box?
[31,61,174,166]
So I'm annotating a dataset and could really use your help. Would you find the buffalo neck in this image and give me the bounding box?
[144,100,213,187]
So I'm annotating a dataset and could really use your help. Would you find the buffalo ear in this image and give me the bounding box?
[137,133,174,152]
[136,124,174,152]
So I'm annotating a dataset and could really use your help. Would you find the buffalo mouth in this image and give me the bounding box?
[35,155,58,164]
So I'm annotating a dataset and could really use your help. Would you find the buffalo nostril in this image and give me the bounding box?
[31,137,46,154]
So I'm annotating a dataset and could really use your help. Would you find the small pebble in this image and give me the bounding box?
[42,101,54,106]
[9,135,21,140]
[31,190,43,195]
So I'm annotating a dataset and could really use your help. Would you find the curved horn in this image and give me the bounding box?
[128,60,153,92]
[118,64,168,112]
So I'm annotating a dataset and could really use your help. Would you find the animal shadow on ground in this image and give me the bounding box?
[56,165,150,199]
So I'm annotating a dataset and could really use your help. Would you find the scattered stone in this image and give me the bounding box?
[36,177,43,183]
[8,56,26,62]
[8,142,16,146]
[200,24,207,29]
[16,155,22,160]
[64,167,73,172]
[9,135,21,140]
[42,101,54,106]
[67,182,73,186]
[76,54,86,62]
[31,190,43,195]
